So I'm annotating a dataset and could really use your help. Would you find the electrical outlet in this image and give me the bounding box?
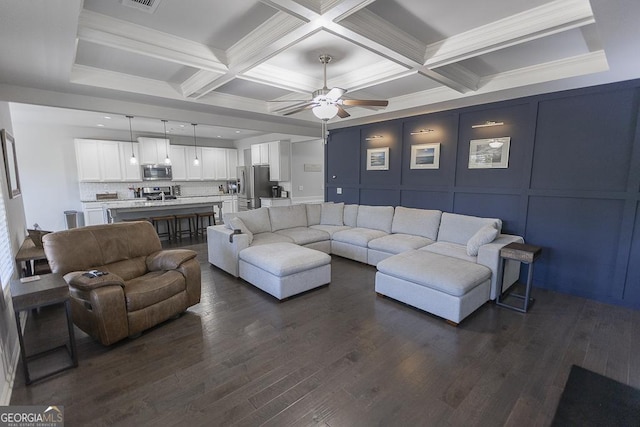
[337,187,342,194]
[298,185,304,191]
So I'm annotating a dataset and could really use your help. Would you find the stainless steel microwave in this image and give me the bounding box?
[141,164,172,181]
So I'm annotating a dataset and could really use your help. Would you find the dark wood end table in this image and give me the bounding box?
[10,273,78,385]
[495,242,542,313]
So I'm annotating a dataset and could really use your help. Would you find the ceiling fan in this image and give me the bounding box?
[273,54,389,120]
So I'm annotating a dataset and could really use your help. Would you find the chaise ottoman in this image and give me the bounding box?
[375,250,491,324]
[238,242,331,300]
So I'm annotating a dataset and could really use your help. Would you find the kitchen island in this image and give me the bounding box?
[81,196,236,226]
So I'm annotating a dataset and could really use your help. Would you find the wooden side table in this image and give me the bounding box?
[496,242,542,313]
[10,273,78,385]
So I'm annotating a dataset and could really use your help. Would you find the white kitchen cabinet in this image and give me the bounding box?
[201,147,218,180]
[170,145,187,180]
[138,137,170,165]
[75,139,126,182]
[251,143,269,165]
[82,205,107,226]
[268,140,291,181]
[120,141,141,181]
[185,146,203,180]
[226,149,238,179]
[221,195,238,215]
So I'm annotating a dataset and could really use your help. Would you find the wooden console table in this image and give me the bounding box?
[10,274,78,384]
[496,242,542,313]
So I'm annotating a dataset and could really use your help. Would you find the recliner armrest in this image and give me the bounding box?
[146,249,197,271]
[64,271,125,291]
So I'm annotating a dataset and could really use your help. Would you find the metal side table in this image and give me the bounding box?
[10,273,78,385]
[496,242,542,313]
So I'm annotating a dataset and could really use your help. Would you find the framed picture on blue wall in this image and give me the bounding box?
[410,143,440,169]
[366,147,389,170]
[468,137,510,169]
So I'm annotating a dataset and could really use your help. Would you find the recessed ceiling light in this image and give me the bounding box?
[97,124,104,127]
[103,116,111,120]
[235,130,241,133]
[179,124,185,128]
[217,135,222,138]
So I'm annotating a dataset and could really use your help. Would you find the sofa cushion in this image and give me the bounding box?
[332,227,388,248]
[392,206,442,240]
[240,242,330,277]
[357,205,394,233]
[305,203,322,226]
[124,270,185,311]
[321,202,344,226]
[421,241,477,263]
[269,204,308,231]
[343,204,359,227]
[275,227,330,245]
[377,250,490,297]
[229,217,253,245]
[466,225,499,256]
[368,234,434,254]
[250,232,294,246]
[437,212,502,245]
[309,224,351,237]
[223,207,272,234]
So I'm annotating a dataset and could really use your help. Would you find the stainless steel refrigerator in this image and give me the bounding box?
[236,164,275,210]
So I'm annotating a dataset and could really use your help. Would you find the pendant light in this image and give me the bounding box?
[127,115,137,165]
[191,123,200,166]
[161,119,171,165]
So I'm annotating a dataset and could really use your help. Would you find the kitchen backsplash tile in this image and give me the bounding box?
[79,180,231,201]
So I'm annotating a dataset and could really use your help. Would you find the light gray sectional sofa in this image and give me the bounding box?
[208,202,524,323]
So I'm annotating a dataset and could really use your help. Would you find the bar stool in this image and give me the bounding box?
[195,211,215,237]
[150,215,175,241]
[175,213,197,239]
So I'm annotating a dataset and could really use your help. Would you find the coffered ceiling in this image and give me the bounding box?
[1,0,639,135]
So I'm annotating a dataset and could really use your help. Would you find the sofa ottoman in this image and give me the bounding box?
[239,242,331,300]
[375,250,491,324]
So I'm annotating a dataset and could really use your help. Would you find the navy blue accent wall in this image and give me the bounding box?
[326,80,640,309]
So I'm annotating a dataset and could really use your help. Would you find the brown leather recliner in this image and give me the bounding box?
[43,221,201,345]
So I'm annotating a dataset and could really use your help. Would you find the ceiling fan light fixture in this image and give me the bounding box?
[312,103,338,120]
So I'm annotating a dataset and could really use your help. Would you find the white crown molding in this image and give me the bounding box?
[259,0,318,21]
[329,60,410,92]
[339,9,425,65]
[428,64,480,92]
[477,50,609,92]
[181,70,226,98]
[77,10,228,73]
[424,0,595,68]
[241,63,320,93]
[226,12,306,69]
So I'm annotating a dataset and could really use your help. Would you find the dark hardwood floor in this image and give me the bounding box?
[10,237,640,426]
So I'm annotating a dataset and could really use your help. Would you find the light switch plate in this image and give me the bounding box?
[337,188,342,194]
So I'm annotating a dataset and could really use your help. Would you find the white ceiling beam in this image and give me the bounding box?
[241,64,319,93]
[424,0,596,68]
[424,64,480,92]
[77,10,227,73]
[329,61,410,92]
[322,0,377,22]
[258,0,319,21]
[181,70,227,98]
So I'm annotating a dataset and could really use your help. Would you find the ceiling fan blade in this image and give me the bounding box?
[326,87,346,101]
[283,103,315,116]
[341,99,389,107]
[336,105,350,118]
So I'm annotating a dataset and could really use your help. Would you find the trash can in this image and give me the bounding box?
[64,210,79,229]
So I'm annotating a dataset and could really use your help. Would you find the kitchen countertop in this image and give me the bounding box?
[81,194,236,205]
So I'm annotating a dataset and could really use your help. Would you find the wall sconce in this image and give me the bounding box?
[365,135,383,141]
[472,121,504,128]
[410,129,434,135]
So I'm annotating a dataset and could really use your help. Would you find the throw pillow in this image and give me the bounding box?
[320,202,344,226]
[229,217,254,245]
[466,224,499,256]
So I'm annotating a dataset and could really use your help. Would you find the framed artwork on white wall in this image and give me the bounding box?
[410,143,440,169]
